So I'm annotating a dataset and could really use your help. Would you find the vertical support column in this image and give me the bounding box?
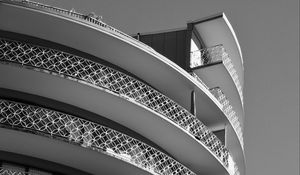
[185,23,193,72]
[191,90,196,116]
[225,124,229,147]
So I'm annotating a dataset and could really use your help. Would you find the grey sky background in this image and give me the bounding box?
[34,0,299,174]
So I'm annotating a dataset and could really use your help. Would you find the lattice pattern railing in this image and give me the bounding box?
[190,45,224,68]
[0,166,50,175]
[190,45,243,107]
[0,38,236,170]
[222,50,244,107]
[0,168,28,175]
[0,99,196,175]
[1,0,153,51]
[210,87,244,149]
[191,73,244,149]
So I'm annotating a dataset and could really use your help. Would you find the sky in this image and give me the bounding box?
[34,0,299,174]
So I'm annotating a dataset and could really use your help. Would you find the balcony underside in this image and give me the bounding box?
[0,2,227,130]
[0,64,230,175]
[0,128,152,175]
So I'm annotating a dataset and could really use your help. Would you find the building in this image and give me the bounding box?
[0,0,245,174]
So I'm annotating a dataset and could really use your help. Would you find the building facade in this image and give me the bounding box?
[0,0,245,174]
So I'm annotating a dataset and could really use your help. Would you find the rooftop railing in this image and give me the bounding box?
[190,45,244,107]
[1,0,154,51]
[0,38,240,175]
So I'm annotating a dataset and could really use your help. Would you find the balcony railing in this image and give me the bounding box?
[191,72,243,149]
[190,45,225,68]
[190,45,243,107]
[0,163,53,175]
[0,99,196,175]
[0,38,241,175]
[0,167,32,175]
[210,87,244,149]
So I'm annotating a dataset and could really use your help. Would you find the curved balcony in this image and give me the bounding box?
[0,1,245,174]
[0,0,228,132]
[190,45,244,134]
[191,71,243,149]
[209,87,245,174]
[0,38,241,175]
[191,74,245,174]
[190,45,243,108]
[0,99,195,175]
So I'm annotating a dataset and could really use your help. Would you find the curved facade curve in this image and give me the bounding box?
[0,0,245,175]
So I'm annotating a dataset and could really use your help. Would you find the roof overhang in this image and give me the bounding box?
[189,13,244,92]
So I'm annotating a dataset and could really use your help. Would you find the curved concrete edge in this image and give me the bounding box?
[0,127,152,175]
[0,64,229,175]
[226,125,246,175]
[222,13,244,68]
[222,13,245,110]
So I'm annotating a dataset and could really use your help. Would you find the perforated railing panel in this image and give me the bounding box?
[210,87,244,149]
[191,71,243,149]
[0,99,196,175]
[0,168,28,175]
[0,165,50,175]
[190,45,224,68]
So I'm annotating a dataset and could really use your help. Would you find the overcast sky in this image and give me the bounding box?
[35,0,299,174]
